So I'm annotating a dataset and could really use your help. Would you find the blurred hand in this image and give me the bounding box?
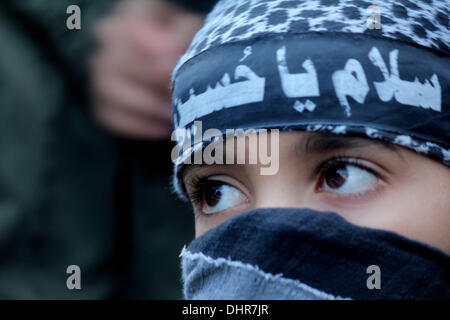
[90,0,204,139]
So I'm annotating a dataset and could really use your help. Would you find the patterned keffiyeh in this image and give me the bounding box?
[170,0,449,200]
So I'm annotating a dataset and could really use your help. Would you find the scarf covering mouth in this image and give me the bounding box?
[170,0,449,200]
[180,208,450,300]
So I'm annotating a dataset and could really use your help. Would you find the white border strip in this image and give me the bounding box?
[181,247,351,300]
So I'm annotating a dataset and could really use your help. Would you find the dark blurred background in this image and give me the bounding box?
[0,0,216,299]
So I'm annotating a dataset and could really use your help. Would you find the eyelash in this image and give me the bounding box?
[315,155,386,194]
[317,156,383,179]
[185,174,210,206]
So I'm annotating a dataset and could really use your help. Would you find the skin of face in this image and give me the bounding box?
[182,131,450,254]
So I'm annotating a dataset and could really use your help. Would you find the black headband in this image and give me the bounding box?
[171,0,449,198]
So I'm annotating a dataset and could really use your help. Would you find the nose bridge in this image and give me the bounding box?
[253,175,303,209]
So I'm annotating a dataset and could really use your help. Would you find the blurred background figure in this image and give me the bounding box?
[0,0,215,299]
[91,0,204,139]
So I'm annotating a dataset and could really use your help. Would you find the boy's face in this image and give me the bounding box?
[182,131,450,254]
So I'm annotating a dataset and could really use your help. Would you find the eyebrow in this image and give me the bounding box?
[296,132,397,156]
[182,132,399,183]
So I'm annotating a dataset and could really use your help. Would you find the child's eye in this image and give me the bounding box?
[194,179,247,215]
[318,161,379,195]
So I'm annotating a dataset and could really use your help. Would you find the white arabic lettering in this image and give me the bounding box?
[369,47,441,112]
[277,46,320,98]
[332,58,369,117]
[293,99,316,113]
[177,65,266,128]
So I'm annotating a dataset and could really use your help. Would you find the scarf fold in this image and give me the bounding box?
[181,209,450,299]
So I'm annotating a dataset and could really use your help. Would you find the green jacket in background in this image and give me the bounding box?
[0,0,206,299]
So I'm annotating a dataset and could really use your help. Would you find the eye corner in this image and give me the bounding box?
[186,175,250,216]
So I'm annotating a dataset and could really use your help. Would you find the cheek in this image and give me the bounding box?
[390,171,450,254]
[409,179,450,254]
[194,203,251,238]
[195,214,225,238]
[313,177,450,254]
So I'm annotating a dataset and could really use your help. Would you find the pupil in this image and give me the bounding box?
[204,181,223,206]
[325,165,348,189]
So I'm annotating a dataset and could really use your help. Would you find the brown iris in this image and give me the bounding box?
[203,180,224,207]
[324,164,349,189]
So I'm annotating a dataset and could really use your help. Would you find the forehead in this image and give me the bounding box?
[225,131,396,154]
[292,132,396,154]
[182,131,398,179]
